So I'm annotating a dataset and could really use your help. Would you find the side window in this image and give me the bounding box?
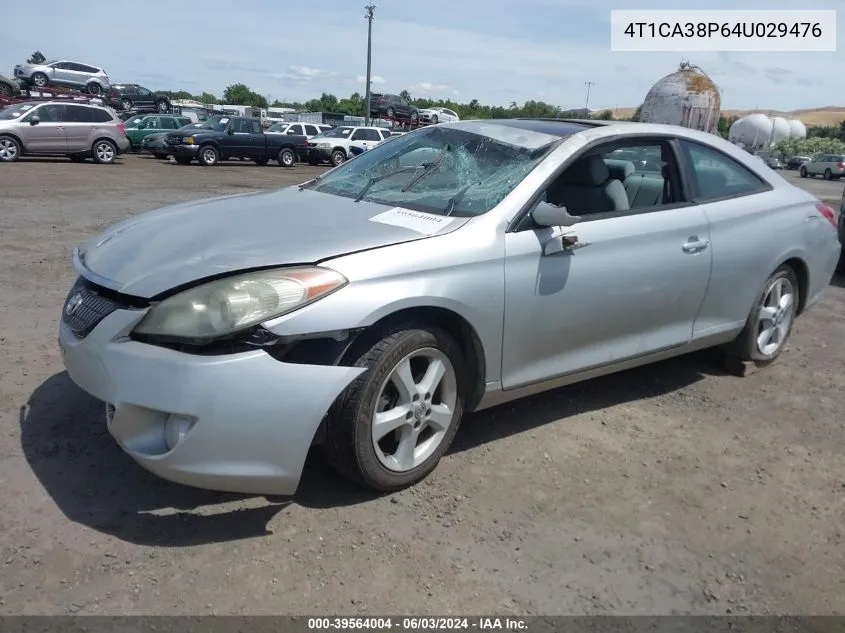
[543,140,676,217]
[233,119,250,133]
[78,64,99,73]
[380,129,392,139]
[90,108,113,123]
[160,117,178,130]
[248,120,262,134]
[33,104,66,122]
[353,129,380,141]
[289,124,304,135]
[680,140,768,201]
[304,125,319,136]
[67,63,87,72]
[65,105,93,123]
[137,87,152,96]
[53,62,71,70]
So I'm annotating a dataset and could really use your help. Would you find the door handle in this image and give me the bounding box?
[682,238,710,253]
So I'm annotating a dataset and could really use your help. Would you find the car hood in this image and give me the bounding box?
[76,187,470,298]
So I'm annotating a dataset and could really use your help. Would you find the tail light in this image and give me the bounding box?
[117,121,126,135]
[815,202,837,228]
[838,162,845,170]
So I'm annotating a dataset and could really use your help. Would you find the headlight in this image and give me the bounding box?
[317,143,330,149]
[133,267,347,342]
[184,136,195,144]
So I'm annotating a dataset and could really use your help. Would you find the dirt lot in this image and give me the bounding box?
[0,154,843,616]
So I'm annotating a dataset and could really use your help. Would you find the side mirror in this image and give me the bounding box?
[30,116,40,126]
[532,200,581,228]
[226,127,234,135]
[287,129,296,135]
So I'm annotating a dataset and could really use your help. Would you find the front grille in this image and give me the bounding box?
[62,279,128,339]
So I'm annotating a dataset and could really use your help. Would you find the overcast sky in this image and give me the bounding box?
[1,0,842,111]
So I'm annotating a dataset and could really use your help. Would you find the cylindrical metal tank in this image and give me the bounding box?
[771,117,791,143]
[728,114,773,149]
[787,119,807,139]
[639,62,721,133]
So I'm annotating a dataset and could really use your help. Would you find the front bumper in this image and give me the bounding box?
[168,143,200,158]
[58,306,364,496]
[306,147,332,162]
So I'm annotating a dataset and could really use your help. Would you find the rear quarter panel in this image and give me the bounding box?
[693,183,835,336]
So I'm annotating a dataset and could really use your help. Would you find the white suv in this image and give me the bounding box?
[266,122,331,138]
[800,153,845,180]
[305,126,391,166]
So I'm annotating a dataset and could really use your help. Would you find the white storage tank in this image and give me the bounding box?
[771,117,791,143]
[639,62,721,133]
[787,119,807,139]
[729,114,773,149]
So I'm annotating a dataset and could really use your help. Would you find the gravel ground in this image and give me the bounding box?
[0,154,843,616]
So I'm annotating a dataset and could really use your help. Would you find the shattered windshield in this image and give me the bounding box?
[306,123,561,217]
[195,116,229,132]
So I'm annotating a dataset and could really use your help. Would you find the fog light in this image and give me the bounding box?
[164,414,195,450]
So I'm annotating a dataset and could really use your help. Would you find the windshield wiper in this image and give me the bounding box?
[443,181,479,216]
[353,165,423,202]
[401,144,450,192]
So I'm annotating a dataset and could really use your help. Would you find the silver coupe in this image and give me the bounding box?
[58,119,841,495]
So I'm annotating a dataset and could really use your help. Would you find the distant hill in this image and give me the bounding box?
[607,106,845,126]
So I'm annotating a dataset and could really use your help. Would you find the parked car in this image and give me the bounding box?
[14,59,110,95]
[369,93,418,122]
[266,122,332,138]
[418,107,460,125]
[306,125,391,166]
[0,100,129,163]
[106,84,172,113]
[164,115,308,166]
[838,184,845,273]
[764,156,782,169]
[800,154,845,180]
[0,73,21,98]
[125,115,192,150]
[57,118,840,496]
[141,122,205,158]
[786,155,811,170]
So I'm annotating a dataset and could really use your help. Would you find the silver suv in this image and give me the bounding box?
[799,153,845,180]
[0,101,130,163]
[14,59,110,95]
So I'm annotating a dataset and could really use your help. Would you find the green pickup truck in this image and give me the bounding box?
[125,114,191,150]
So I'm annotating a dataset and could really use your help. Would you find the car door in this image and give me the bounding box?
[19,103,68,153]
[350,128,381,152]
[134,85,155,109]
[48,62,72,86]
[63,63,90,89]
[500,137,713,390]
[63,105,96,152]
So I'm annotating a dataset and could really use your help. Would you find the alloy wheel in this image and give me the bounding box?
[371,348,459,473]
[755,276,795,357]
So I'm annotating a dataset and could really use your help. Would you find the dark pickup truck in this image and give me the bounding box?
[165,115,308,167]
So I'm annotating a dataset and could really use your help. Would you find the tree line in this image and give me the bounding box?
[155,82,845,153]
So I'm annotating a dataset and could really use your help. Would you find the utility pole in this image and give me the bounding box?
[364,4,376,126]
[584,81,594,114]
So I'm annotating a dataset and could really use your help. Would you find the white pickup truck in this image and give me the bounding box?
[305,125,392,166]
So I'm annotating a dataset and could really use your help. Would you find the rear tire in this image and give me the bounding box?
[824,169,832,180]
[321,324,466,492]
[91,139,117,164]
[87,83,102,96]
[799,167,808,178]
[197,145,219,166]
[0,135,21,162]
[120,98,133,111]
[0,82,12,97]
[156,99,170,113]
[277,148,295,167]
[722,265,799,367]
[331,149,345,167]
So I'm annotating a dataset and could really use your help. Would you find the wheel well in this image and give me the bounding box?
[332,146,346,156]
[343,307,487,412]
[92,136,117,150]
[782,257,809,314]
[0,132,23,149]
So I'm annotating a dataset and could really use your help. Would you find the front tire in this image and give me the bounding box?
[322,325,466,492]
[0,135,21,162]
[92,139,117,164]
[156,99,170,113]
[0,83,12,97]
[87,83,102,95]
[823,169,832,180]
[723,265,798,366]
[330,149,345,167]
[198,145,219,166]
[31,72,48,88]
[799,167,807,178]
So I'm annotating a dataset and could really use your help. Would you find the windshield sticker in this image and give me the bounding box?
[369,207,456,235]
[219,117,229,124]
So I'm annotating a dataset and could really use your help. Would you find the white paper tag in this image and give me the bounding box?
[369,207,455,235]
